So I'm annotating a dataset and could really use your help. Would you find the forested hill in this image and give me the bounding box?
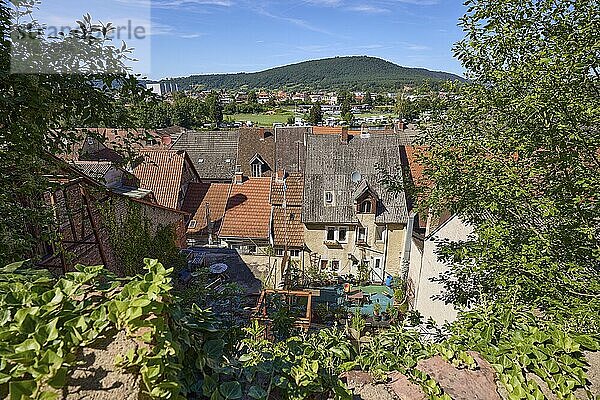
[158,56,464,91]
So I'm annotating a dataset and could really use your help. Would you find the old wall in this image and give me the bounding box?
[411,215,473,325]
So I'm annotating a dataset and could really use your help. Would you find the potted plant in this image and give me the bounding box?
[381,306,388,321]
[373,302,382,321]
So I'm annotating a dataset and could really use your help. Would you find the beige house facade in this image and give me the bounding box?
[302,133,409,284]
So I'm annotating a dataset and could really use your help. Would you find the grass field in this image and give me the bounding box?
[224,111,398,127]
[225,113,295,127]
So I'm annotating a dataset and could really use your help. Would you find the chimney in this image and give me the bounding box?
[259,128,271,140]
[161,134,172,147]
[276,169,288,183]
[340,127,349,144]
[234,171,244,185]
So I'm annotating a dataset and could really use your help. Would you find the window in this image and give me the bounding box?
[375,226,386,242]
[338,228,347,243]
[289,213,296,221]
[188,220,197,229]
[198,158,204,164]
[360,201,372,213]
[331,260,340,271]
[320,259,328,271]
[326,227,348,243]
[290,249,301,258]
[327,227,336,241]
[357,227,368,243]
[275,247,285,257]
[324,191,334,205]
[252,162,262,177]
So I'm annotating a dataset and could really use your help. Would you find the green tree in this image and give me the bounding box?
[169,94,206,129]
[307,102,323,125]
[205,91,223,125]
[363,92,373,106]
[340,101,353,125]
[0,1,153,266]
[286,115,295,126]
[247,90,258,104]
[416,0,600,332]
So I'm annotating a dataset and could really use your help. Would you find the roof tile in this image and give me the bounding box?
[219,177,272,239]
[182,182,230,234]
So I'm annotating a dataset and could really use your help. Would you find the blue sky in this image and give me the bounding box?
[32,0,467,80]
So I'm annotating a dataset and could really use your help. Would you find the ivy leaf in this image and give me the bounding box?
[48,367,68,389]
[248,385,267,400]
[9,379,36,400]
[219,382,242,400]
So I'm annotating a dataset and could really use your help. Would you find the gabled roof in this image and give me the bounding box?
[130,149,195,209]
[274,127,309,173]
[250,153,267,165]
[353,180,378,201]
[182,182,230,235]
[237,128,275,177]
[172,130,240,181]
[219,177,272,240]
[303,134,408,224]
[63,128,165,163]
[72,161,114,180]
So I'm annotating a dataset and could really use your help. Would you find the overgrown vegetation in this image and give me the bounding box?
[0,0,156,266]
[0,259,221,400]
[413,0,600,333]
[100,200,186,276]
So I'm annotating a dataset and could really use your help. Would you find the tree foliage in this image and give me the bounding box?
[307,102,323,125]
[0,0,155,266]
[417,0,600,331]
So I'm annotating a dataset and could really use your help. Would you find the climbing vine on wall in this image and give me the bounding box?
[99,200,186,276]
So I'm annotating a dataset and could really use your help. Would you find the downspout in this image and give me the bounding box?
[382,222,389,284]
[401,212,416,281]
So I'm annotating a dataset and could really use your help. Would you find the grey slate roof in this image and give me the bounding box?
[303,134,408,224]
[172,131,240,181]
[72,161,113,180]
[274,127,310,173]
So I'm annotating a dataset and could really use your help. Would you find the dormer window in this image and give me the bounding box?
[250,154,267,177]
[252,162,262,177]
[360,200,372,213]
[324,191,334,205]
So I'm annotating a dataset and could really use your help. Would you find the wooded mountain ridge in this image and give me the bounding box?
[153,56,464,91]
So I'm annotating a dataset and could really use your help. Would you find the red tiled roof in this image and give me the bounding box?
[182,182,230,234]
[219,177,272,239]
[270,172,304,206]
[312,126,348,135]
[401,145,430,229]
[130,149,187,209]
[272,206,304,248]
[404,146,427,186]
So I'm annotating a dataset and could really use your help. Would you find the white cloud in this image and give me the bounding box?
[348,4,390,13]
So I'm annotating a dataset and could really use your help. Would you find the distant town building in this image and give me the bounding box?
[146,81,179,96]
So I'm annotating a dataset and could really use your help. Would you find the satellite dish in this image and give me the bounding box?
[351,171,362,183]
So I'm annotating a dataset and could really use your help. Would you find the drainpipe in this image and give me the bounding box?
[400,212,416,280]
[382,223,389,284]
